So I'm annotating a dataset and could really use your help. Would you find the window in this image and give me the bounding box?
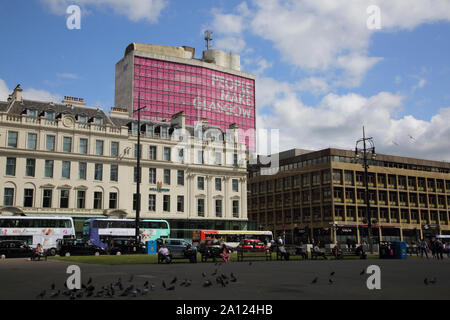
[149,168,157,184]
[93,192,102,209]
[8,131,18,148]
[62,161,71,179]
[149,146,157,160]
[77,190,86,209]
[215,152,222,166]
[26,159,36,177]
[161,126,168,139]
[134,167,142,183]
[109,192,118,209]
[134,144,142,159]
[216,199,222,217]
[27,133,37,150]
[148,195,156,211]
[164,169,171,185]
[198,177,205,190]
[60,190,70,208]
[233,154,238,167]
[42,190,52,208]
[164,147,171,161]
[111,142,119,157]
[146,124,154,137]
[79,138,88,154]
[215,178,222,191]
[3,188,14,206]
[6,158,16,176]
[197,151,204,164]
[232,179,239,192]
[79,162,87,180]
[94,164,103,181]
[177,148,184,163]
[198,199,205,217]
[233,200,240,218]
[63,137,72,152]
[44,160,54,178]
[177,170,184,186]
[95,140,104,156]
[163,195,170,212]
[23,189,34,207]
[46,135,55,151]
[177,196,184,212]
[110,165,118,182]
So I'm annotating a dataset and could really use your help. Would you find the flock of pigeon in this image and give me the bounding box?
[36,262,240,300]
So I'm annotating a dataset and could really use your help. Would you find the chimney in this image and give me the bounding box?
[62,96,86,106]
[109,107,130,119]
[11,84,23,102]
[171,111,186,129]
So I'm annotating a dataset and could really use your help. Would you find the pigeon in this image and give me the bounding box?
[203,280,212,287]
[230,273,237,282]
[150,283,156,291]
[184,280,192,288]
[170,277,177,285]
[87,277,92,285]
[162,280,166,289]
[180,279,187,287]
[221,274,228,280]
[212,269,218,276]
[429,277,437,285]
[166,285,175,291]
[330,272,335,277]
[143,281,149,288]
[86,291,94,298]
[36,290,46,299]
[129,275,134,283]
[50,290,60,299]
[311,277,318,284]
[51,283,55,290]
[329,279,334,285]
[76,291,84,299]
[424,278,429,285]
[202,272,207,278]
[360,269,365,276]
[142,287,150,296]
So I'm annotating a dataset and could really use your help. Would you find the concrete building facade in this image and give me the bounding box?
[0,85,249,238]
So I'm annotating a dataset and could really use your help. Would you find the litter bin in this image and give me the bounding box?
[391,241,407,260]
[146,241,157,255]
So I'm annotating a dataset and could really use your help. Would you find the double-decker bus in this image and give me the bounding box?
[192,230,273,249]
[83,218,170,249]
[0,216,75,255]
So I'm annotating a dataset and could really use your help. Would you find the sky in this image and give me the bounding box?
[1,0,450,161]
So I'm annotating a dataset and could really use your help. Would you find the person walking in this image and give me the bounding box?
[419,239,429,259]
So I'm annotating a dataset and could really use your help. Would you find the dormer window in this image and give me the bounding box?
[78,115,88,123]
[27,109,38,117]
[45,111,55,119]
[94,117,104,125]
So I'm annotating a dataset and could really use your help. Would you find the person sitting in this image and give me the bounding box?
[312,243,327,260]
[220,243,231,263]
[295,243,308,260]
[332,243,343,259]
[158,243,172,264]
[355,245,367,259]
[184,244,197,263]
[278,245,290,261]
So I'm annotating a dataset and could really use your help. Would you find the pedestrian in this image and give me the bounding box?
[419,239,429,259]
[220,243,231,263]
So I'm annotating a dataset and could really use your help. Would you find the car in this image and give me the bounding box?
[156,238,193,259]
[236,239,268,252]
[108,238,146,255]
[0,240,33,259]
[57,239,106,256]
[197,239,232,259]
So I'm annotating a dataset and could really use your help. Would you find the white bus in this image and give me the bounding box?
[0,216,75,256]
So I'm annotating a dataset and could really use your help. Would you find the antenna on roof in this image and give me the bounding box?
[204,30,213,50]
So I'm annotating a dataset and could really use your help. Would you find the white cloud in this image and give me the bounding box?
[215,37,246,53]
[412,78,427,92]
[212,0,450,88]
[256,76,450,161]
[41,0,168,23]
[57,73,80,80]
[296,77,329,95]
[0,78,61,103]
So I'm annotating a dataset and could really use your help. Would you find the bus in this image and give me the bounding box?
[83,218,170,249]
[0,216,75,255]
[192,230,274,249]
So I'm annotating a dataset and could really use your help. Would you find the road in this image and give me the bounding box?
[0,257,448,300]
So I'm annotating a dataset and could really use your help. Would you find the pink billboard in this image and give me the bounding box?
[133,56,255,150]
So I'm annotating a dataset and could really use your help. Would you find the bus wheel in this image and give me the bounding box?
[116,252,121,256]
[49,248,57,256]
[65,252,71,257]
[95,252,100,256]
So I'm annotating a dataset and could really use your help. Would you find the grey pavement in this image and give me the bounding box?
[0,257,449,300]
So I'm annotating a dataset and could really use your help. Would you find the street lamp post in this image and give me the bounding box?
[355,127,376,253]
[133,94,146,245]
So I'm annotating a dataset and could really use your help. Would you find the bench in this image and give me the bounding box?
[275,245,308,261]
[158,251,197,264]
[324,247,359,259]
[200,250,222,263]
[236,249,272,262]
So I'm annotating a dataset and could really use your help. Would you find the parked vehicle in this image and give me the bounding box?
[57,239,106,256]
[0,240,33,259]
[157,238,193,259]
[108,238,146,255]
[236,239,268,252]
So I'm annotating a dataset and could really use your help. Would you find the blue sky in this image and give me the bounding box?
[1,0,450,160]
